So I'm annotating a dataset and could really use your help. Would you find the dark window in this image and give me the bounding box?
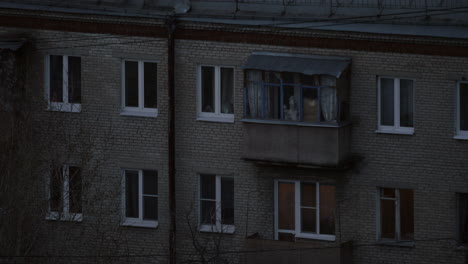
[49,55,63,103]
[459,194,468,243]
[460,83,468,131]
[379,188,414,241]
[68,56,81,104]
[200,174,234,227]
[380,78,395,126]
[201,66,215,113]
[143,170,158,220]
[125,170,139,218]
[50,166,63,212]
[69,166,82,214]
[125,61,139,107]
[144,62,157,108]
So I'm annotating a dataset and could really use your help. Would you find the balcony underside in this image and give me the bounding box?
[242,120,352,167]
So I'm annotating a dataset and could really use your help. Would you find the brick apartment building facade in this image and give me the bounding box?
[0,1,468,263]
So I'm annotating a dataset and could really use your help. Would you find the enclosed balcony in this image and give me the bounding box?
[241,52,352,167]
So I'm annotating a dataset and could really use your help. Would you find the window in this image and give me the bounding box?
[122,169,158,228]
[275,180,336,241]
[45,55,81,112]
[199,174,234,233]
[198,65,234,122]
[456,82,468,139]
[244,70,348,124]
[378,188,414,242]
[47,165,82,221]
[122,60,158,117]
[378,77,414,134]
[458,193,468,244]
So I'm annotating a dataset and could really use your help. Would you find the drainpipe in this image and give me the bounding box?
[167,16,177,264]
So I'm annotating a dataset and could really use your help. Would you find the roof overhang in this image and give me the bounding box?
[242,52,351,78]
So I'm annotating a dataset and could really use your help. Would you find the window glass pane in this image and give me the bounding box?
[278,182,295,230]
[144,62,157,108]
[400,79,414,127]
[380,198,396,239]
[246,70,263,119]
[381,188,395,198]
[221,67,234,114]
[400,189,414,240]
[125,171,139,218]
[301,208,316,233]
[301,183,316,207]
[460,83,468,131]
[265,84,280,119]
[69,166,82,214]
[50,166,63,212]
[143,196,158,220]
[319,185,336,235]
[50,55,63,103]
[459,194,468,243]
[68,56,81,104]
[200,174,216,200]
[284,85,298,121]
[143,170,158,195]
[201,66,215,113]
[221,178,234,225]
[201,200,216,225]
[125,61,138,107]
[303,88,319,122]
[380,78,395,126]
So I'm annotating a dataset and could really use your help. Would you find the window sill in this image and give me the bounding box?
[120,109,158,118]
[47,102,81,113]
[375,128,414,135]
[121,219,158,228]
[199,224,235,234]
[45,212,83,222]
[295,233,336,241]
[241,118,351,128]
[454,135,468,140]
[377,240,415,247]
[197,115,235,123]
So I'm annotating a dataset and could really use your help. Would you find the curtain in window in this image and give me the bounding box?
[320,76,337,122]
[246,70,262,118]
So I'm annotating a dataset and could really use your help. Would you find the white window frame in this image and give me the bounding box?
[455,81,468,139]
[45,165,82,222]
[197,65,235,123]
[376,188,414,242]
[199,175,235,234]
[121,169,158,228]
[121,60,158,117]
[44,55,81,113]
[274,180,336,241]
[377,76,415,135]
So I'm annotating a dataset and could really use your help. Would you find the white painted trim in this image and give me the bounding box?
[274,180,336,241]
[377,76,415,133]
[48,102,81,113]
[196,115,234,123]
[375,127,414,135]
[198,174,235,233]
[197,65,235,122]
[121,218,158,228]
[121,169,159,227]
[199,224,235,234]
[121,59,159,115]
[453,135,468,140]
[46,165,83,222]
[44,54,82,112]
[120,109,158,118]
